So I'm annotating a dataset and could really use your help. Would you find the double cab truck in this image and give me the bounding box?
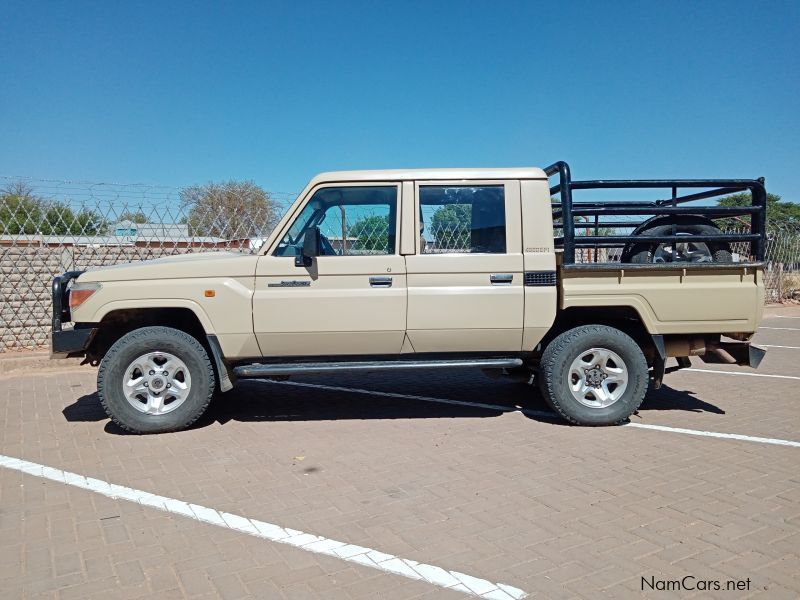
[51,161,767,433]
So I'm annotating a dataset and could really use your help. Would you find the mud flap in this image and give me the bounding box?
[206,334,234,392]
[650,334,666,389]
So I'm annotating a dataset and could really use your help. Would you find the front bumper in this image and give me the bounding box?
[51,271,93,358]
[51,327,98,358]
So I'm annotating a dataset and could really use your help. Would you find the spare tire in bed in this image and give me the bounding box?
[621,222,733,264]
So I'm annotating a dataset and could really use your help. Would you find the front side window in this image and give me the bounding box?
[274,186,397,257]
[419,185,506,254]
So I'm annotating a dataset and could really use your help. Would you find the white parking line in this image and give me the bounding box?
[770,315,800,319]
[0,454,527,600]
[623,423,800,447]
[273,381,800,449]
[684,368,800,381]
[760,327,800,331]
[759,345,800,350]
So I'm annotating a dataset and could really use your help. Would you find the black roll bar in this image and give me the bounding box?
[544,161,767,265]
[544,162,575,263]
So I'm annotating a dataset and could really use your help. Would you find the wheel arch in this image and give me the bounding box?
[87,305,210,365]
[91,299,214,333]
[541,305,659,367]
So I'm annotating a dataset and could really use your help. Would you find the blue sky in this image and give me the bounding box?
[1,0,798,200]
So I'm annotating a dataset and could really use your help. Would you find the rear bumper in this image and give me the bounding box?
[51,327,98,359]
[701,341,767,368]
[651,334,766,389]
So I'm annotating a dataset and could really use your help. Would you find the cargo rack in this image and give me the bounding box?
[544,161,767,267]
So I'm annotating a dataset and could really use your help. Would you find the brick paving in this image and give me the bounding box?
[0,306,798,599]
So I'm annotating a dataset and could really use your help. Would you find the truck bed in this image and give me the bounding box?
[559,262,764,335]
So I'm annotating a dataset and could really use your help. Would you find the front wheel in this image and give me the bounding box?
[98,326,215,433]
[538,325,648,425]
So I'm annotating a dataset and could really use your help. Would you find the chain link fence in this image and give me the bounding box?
[0,176,296,351]
[727,224,800,302]
[2,176,799,351]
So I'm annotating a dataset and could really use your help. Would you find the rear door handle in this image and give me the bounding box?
[490,274,513,285]
[369,276,393,288]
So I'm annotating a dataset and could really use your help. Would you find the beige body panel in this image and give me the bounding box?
[253,254,407,356]
[405,180,525,352]
[75,251,252,282]
[520,179,559,351]
[72,254,261,358]
[404,268,525,351]
[560,265,765,334]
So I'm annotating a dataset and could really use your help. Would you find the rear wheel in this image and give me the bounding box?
[538,325,648,425]
[98,326,215,434]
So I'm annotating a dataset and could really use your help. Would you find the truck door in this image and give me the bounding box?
[253,183,406,356]
[405,180,524,352]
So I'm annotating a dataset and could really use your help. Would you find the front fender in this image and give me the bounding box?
[88,299,215,333]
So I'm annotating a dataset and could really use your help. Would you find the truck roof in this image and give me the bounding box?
[309,167,548,186]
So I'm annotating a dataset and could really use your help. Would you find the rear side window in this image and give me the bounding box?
[419,185,506,254]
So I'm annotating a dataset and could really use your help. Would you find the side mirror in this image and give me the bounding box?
[295,227,320,267]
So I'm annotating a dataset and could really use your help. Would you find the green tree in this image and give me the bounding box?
[718,192,800,228]
[718,192,800,264]
[118,210,149,223]
[41,204,106,235]
[0,182,42,234]
[430,204,470,250]
[1,181,105,235]
[181,180,279,238]
[350,214,389,252]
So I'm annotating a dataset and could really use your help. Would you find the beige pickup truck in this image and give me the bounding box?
[51,161,768,433]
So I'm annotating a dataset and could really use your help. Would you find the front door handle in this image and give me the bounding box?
[490,274,513,285]
[369,276,393,288]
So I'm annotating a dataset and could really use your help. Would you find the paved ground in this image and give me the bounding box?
[1,306,799,599]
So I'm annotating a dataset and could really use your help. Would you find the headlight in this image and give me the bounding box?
[69,282,102,311]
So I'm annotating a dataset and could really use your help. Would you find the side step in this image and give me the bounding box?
[233,358,523,378]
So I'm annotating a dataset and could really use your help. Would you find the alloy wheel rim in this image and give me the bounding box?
[567,347,629,408]
[653,233,713,263]
[122,351,191,415]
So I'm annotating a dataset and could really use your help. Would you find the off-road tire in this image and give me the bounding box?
[98,326,215,434]
[630,246,733,264]
[623,223,733,264]
[538,325,648,426]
